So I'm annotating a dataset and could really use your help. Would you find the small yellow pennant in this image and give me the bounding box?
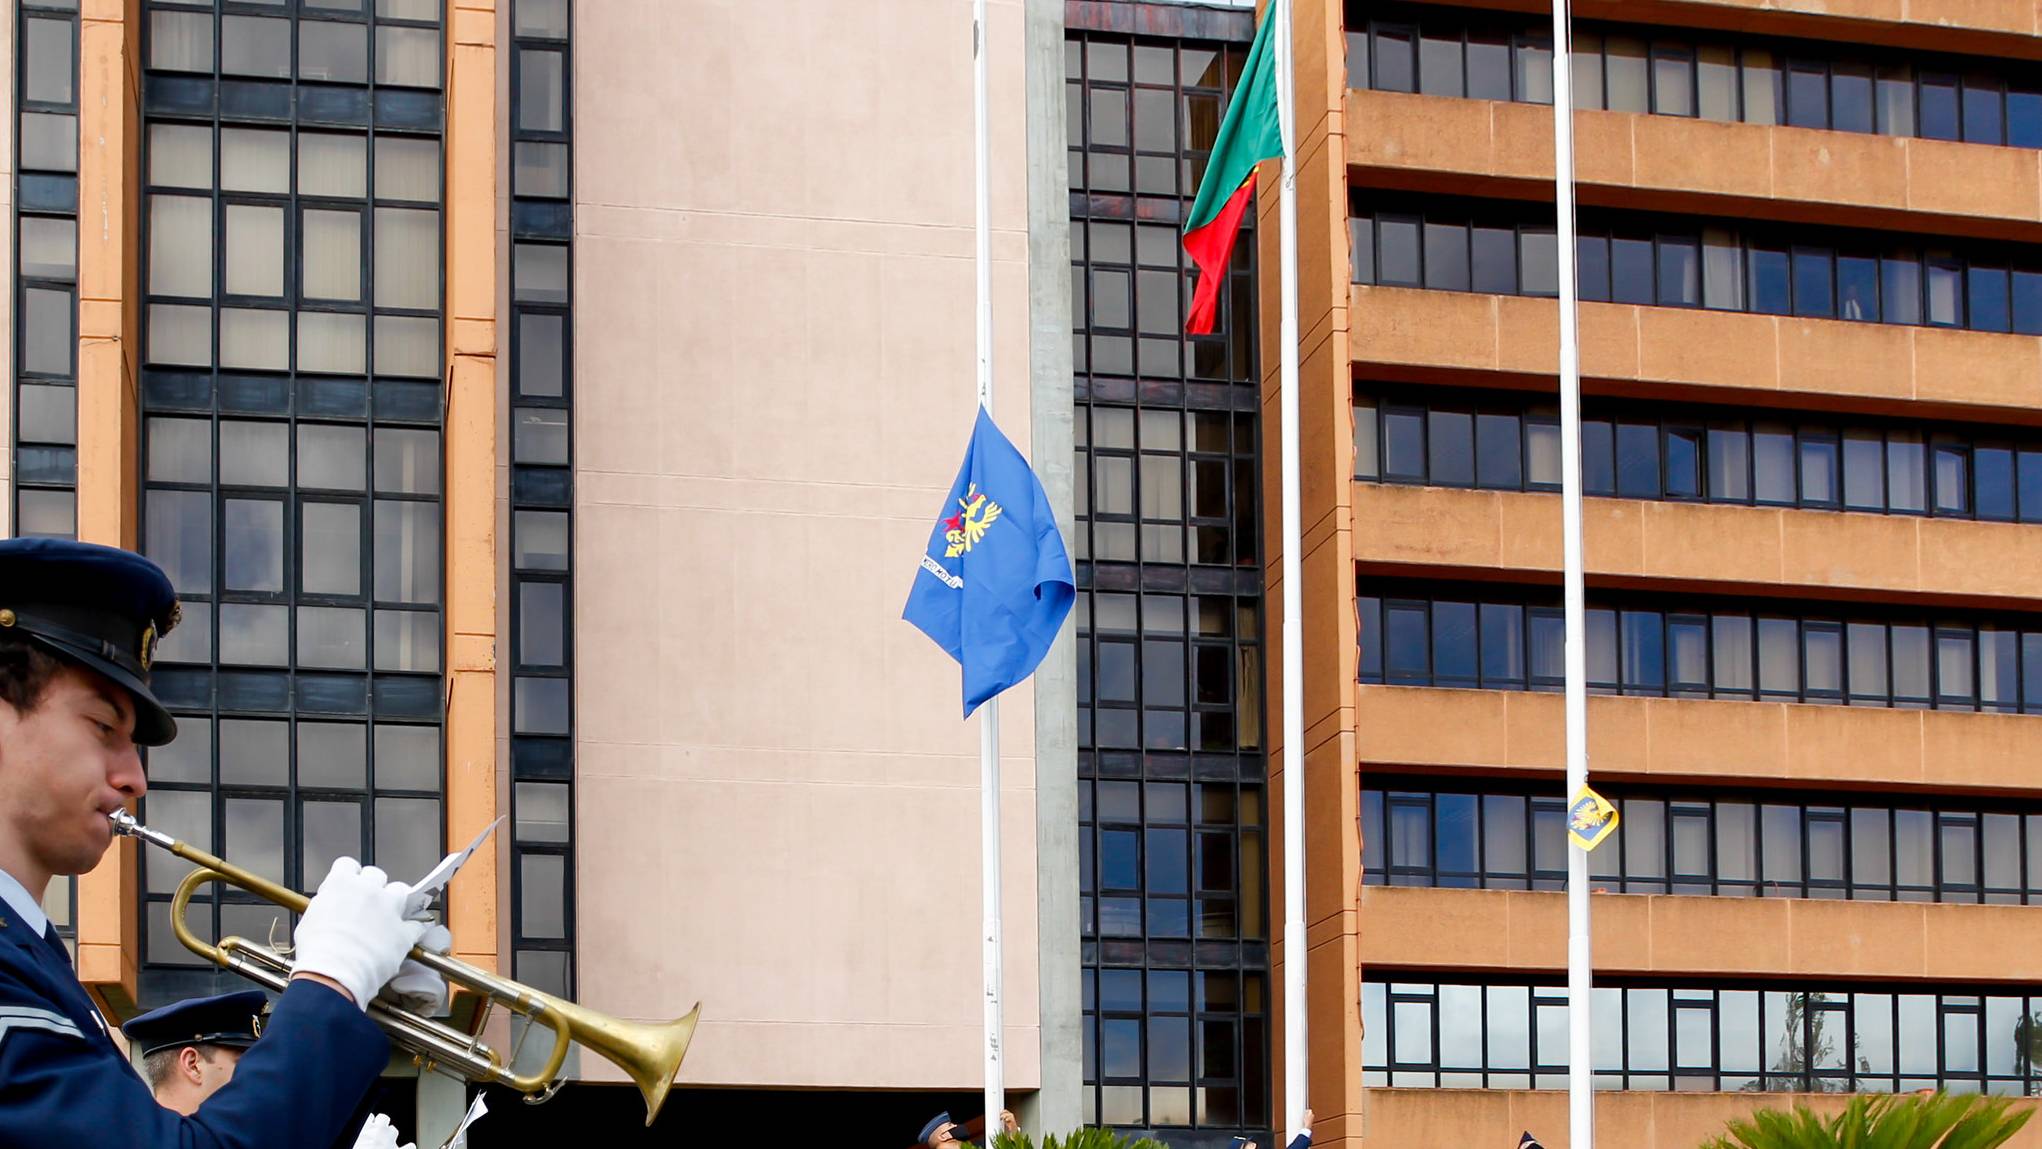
[1568,786,1620,852]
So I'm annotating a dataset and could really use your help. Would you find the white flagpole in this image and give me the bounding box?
[1548,3,1594,1148]
[971,0,1005,1137]
[1274,0,1307,1141]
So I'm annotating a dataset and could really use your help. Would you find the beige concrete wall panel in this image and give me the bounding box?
[1647,893,1795,973]
[1350,89,2042,239]
[1492,292,1558,377]
[1631,113,1771,200]
[1354,685,1516,768]
[1305,732,1361,928]
[1775,315,1914,401]
[1634,300,1777,391]
[1304,532,1356,730]
[1917,518,2042,599]
[1488,99,1556,182]
[1355,685,2042,792]
[1347,89,1493,176]
[1775,504,1921,589]
[1906,138,2042,223]
[1492,487,1561,571]
[1354,285,2042,416]
[1635,500,1783,585]
[1355,482,2042,605]
[1914,327,2042,410]
[1769,127,1909,211]
[1901,0,2030,35]
[1643,695,1788,779]
[1579,496,1646,574]
[1352,484,1505,568]
[1920,710,2042,791]
[1570,108,1635,188]
[573,0,1041,1091]
[1783,896,1926,977]
[1779,703,1925,785]
[1299,335,1354,535]
[1351,284,1499,371]
[1576,302,1641,380]
[1362,886,2042,984]
[1499,691,1565,768]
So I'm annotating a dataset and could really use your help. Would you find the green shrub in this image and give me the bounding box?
[1697,1091,2032,1149]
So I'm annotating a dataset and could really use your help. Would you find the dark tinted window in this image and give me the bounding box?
[1472,226,1516,294]
[1374,27,1415,93]
[1977,447,2015,521]
[1476,413,1521,488]
[2010,89,2042,148]
[1579,235,1611,303]
[1837,255,1879,322]
[1786,60,1827,128]
[1969,266,2010,332]
[1792,247,1834,318]
[1612,236,1655,305]
[1378,217,1420,286]
[1920,74,1960,140]
[1659,237,1699,306]
[1428,410,1474,486]
[1467,32,1511,101]
[1964,76,2004,144]
[1616,421,1660,498]
[1831,63,1873,133]
[1749,247,1790,315]
[1425,220,1470,291]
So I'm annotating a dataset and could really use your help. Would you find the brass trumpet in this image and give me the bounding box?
[110,810,699,1126]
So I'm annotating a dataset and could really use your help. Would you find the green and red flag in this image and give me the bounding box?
[1182,8,1286,334]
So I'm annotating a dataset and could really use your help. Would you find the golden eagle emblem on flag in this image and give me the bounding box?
[942,484,1003,559]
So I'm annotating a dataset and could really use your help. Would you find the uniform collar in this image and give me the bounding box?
[0,865,51,938]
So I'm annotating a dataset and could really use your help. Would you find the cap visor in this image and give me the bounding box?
[27,633,177,746]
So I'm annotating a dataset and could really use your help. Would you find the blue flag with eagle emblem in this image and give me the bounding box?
[904,405,1075,716]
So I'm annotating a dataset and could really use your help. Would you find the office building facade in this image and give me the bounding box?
[19,0,2042,1145]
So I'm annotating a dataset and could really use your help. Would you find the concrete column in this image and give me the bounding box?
[1023,0,1079,1136]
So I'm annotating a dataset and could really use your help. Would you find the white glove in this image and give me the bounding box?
[350,1112,415,1149]
[382,923,452,1016]
[294,858,431,1011]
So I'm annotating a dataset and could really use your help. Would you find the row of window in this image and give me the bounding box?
[1083,966,1267,1127]
[1352,197,2042,334]
[1357,588,2042,713]
[134,1,450,993]
[1076,586,1264,754]
[147,6,444,91]
[505,0,575,1010]
[1349,5,2042,147]
[1080,778,1266,943]
[1070,23,1272,1136]
[1072,404,1260,571]
[1367,980,2042,1094]
[15,0,82,540]
[1364,782,2042,903]
[1354,390,2042,522]
[17,0,83,946]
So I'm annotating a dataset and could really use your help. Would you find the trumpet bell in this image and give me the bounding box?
[619,1003,700,1126]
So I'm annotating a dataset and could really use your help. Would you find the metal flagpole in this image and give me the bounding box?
[1273,0,1307,1140]
[971,0,1006,1136]
[1547,3,1594,1148]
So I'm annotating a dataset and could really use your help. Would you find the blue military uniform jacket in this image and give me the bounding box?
[0,908,390,1148]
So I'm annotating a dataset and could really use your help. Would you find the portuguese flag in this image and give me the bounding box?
[1182,8,1285,334]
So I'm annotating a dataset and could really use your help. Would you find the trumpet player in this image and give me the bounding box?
[0,538,442,1148]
